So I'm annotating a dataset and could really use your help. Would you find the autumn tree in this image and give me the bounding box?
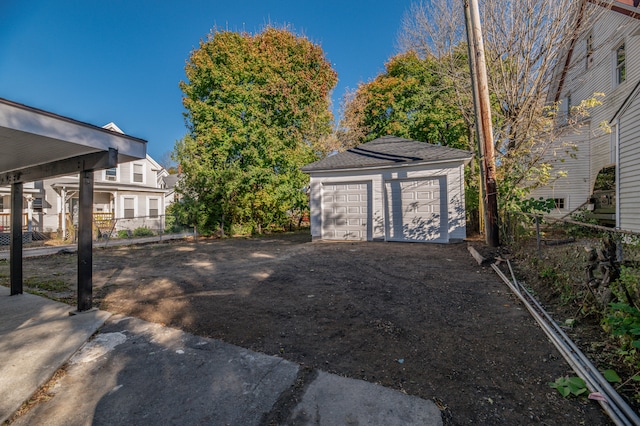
[339,51,469,151]
[174,27,337,234]
[399,0,606,210]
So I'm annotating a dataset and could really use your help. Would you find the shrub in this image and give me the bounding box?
[116,230,130,239]
[132,227,154,237]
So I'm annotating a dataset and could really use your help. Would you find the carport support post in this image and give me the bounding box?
[10,182,23,295]
[77,170,94,311]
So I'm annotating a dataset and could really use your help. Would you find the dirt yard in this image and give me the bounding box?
[0,233,610,424]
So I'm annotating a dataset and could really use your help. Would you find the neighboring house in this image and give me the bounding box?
[530,0,640,231]
[161,173,180,206]
[301,135,472,243]
[0,122,168,238]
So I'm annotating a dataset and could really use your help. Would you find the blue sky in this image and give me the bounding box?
[0,0,415,163]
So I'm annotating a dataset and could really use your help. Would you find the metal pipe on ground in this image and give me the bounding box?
[491,262,640,426]
[505,260,640,425]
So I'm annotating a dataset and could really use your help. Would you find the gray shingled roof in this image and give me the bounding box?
[301,135,473,172]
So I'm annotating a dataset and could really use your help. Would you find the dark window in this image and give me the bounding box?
[616,43,626,85]
[106,167,117,181]
[149,198,159,218]
[554,198,565,209]
[133,164,143,183]
[33,197,43,212]
[586,33,593,69]
[124,197,135,219]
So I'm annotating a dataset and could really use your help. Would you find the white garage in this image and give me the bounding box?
[302,136,472,243]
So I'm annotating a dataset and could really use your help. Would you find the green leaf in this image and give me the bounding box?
[632,375,640,381]
[632,340,640,349]
[567,376,586,388]
[558,386,570,397]
[603,370,621,383]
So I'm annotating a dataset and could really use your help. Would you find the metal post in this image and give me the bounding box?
[465,0,500,247]
[77,170,94,311]
[10,182,23,295]
[535,216,541,258]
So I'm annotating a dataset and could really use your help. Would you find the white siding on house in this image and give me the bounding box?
[309,162,467,243]
[619,93,640,231]
[530,127,592,217]
[531,5,640,223]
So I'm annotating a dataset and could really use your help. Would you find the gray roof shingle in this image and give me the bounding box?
[301,135,473,172]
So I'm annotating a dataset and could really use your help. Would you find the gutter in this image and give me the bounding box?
[301,156,474,174]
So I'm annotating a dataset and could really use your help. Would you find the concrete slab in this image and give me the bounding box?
[12,315,301,426]
[0,286,110,423]
[289,371,443,426]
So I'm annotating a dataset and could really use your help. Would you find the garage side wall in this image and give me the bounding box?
[308,161,467,242]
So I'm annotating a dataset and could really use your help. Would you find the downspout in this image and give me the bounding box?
[615,119,621,228]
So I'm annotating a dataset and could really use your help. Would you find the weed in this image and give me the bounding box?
[24,277,68,292]
[549,376,587,397]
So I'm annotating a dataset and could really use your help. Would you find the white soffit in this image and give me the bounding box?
[0,98,147,174]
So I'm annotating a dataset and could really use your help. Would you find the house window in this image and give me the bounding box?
[586,33,593,70]
[105,167,117,181]
[124,197,135,219]
[148,198,159,218]
[33,197,43,212]
[133,164,144,183]
[554,198,565,210]
[0,196,4,211]
[615,43,626,85]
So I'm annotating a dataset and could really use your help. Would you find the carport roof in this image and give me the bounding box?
[301,135,473,173]
[0,98,146,180]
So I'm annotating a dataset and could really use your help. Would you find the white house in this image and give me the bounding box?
[302,135,472,243]
[0,122,169,239]
[530,0,640,231]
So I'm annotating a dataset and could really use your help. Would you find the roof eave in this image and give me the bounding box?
[302,156,473,174]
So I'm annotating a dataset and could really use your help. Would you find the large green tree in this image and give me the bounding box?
[339,51,470,151]
[174,27,337,234]
[338,49,483,229]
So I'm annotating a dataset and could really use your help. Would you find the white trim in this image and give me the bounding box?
[103,164,120,183]
[130,162,146,185]
[613,40,626,87]
[120,195,138,219]
[146,196,161,218]
[304,157,472,174]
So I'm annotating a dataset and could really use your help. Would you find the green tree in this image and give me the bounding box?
[339,51,469,151]
[174,27,337,234]
[339,50,482,229]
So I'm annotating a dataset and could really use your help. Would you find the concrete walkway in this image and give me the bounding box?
[0,232,194,260]
[0,286,442,425]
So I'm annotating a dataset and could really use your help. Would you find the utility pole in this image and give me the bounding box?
[464,0,500,247]
[463,0,487,239]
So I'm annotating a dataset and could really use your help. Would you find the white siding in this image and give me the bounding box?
[619,93,640,231]
[533,7,640,222]
[529,127,592,217]
[308,161,467,243]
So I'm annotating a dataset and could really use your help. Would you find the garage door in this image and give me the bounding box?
[385,177,445,242]
[322,182,369,240]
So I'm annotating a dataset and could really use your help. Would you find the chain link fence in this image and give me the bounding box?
[0,212,191,245]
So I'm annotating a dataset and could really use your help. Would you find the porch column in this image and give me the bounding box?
[10,182,23,295]
[77,171,94,311]
[61,187,66,238]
